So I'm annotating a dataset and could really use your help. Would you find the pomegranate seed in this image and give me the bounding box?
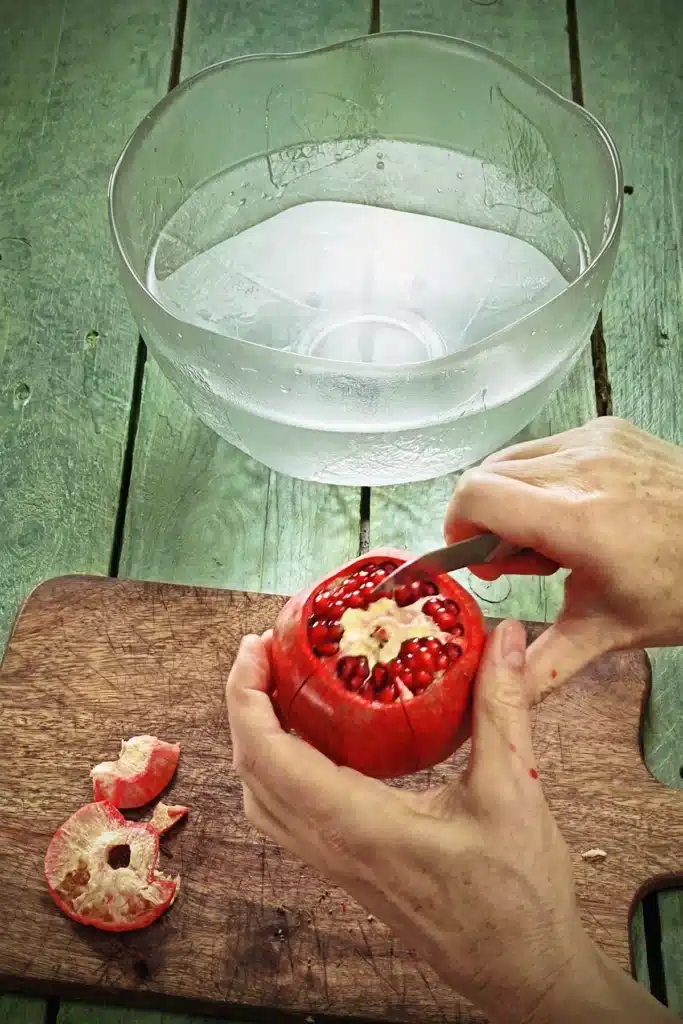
[423,598,442,617]
[371,664,388,689]
[451,623,465,638]
[372,568,388,582]
[313,591,332,614]
[436,653,448,671]
[394,584,414,607]
[308,619,328,645]
[415,669,432,687]
[445,643,462,664]
[399,669,414,688]
[413,687,425,696]
[326,623,344,643]
[328,600,347,620]
[409,581,423,601]
[315,642,339,657]
[356,657,370,679]
[387,661,403,679]
[402,638,421,656]
[377,685,396,704]
[379,561,396,573]
[347,675,365,692]
[359,580,375,595]
[337,657,356,681]
[419,579,439,597]
[435,611,458,631]
[442,599,460,615]
[424,637,442,654]
[347,590,365,609]
[415,650,435,672]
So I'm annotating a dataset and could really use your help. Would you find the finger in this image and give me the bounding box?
[445,469,556,556]
[526,611,629,703]
[469,553,559,581]
[226,636,394,839]
[470,620,536,771]
[481,435,562,465]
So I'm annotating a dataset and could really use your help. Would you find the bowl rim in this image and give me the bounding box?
[108,29,623,373]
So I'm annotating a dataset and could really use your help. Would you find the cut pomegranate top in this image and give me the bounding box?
[272,548,486,777]
[44,801,178,931]
[91,734,180,809]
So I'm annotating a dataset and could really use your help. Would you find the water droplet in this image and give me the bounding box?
[13,382,31,407]
[85,329,99,348]
[228,191,234,197]
[376,160,385,170]
[376,152,383,159]
[457,171,464,179]
[238,198,246,207]
[531,330,537,336]
[279,385,290,394]
[294,368,303,376]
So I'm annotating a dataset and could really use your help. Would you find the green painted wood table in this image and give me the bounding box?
[0,0,681,1021]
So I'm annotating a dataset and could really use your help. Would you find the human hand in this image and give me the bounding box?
[445,417,683,697]
[227,620,598,1023]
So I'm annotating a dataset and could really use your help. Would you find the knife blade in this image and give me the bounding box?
[372,534,523,597]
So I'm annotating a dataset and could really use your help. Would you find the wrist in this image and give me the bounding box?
[521,940,674,1024]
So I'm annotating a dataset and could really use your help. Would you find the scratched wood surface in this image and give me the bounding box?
[3,576,683,1024]
[0,1,176,1021]
[575,0,683,1009]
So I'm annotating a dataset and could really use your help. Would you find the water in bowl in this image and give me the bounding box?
[146,139,587,481]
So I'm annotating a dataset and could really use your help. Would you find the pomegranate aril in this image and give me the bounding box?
[415,670,432,687]
[387,661,403,679]
[346,675,365,692]
[326,623,344,643]
[394,584,414,607]
[347,590,366,609]
[450,623,465,638]
[313,591,332,615]
[435,611,458,631]
[445,643,462,664]
[436,653,448,671]
[442,599,460,614]
[328,600,347,620]
[419,579,439,597]
[337,657,357,682]
[371,568,388,582]
[415,650,436,672]
[308,620,329,645]
[377,685,397,704]
[402,639,421,656]
[423,598,442,617]
[399,670,414,688]
[371,665,389,690]
[315,642,339,657]
[424,637,442,654]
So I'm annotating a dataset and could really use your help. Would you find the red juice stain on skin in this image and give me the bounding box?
[529,768,538,780]
[551,669,558,679]
[509,743,517,753]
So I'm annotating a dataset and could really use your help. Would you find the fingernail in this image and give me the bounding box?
[500,620,526,670]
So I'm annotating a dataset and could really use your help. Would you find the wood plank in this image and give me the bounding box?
[0,996,45,1024]
[575,0,683,1008]
[0,0,177,653]
[0,1,177,1021]
[372,0,664,990]
[57,1005,216,1024]
[119,0,372,595]
[3,576,682,1022]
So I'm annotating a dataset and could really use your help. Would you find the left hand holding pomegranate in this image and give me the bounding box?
[226,620,639,1023]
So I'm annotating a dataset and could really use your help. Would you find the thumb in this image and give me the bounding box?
[470,620,536,772]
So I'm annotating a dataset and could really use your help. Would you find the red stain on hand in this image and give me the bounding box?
[509,743,517,753]
[529,768,538,780]
[551,669,558,679]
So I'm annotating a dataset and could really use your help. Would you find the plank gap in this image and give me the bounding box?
[643,891,669,1006]
[565,0,613,417]
[108,339,148,577]
[44,997,59,1024]
[369,0,381,34]
[168,0,189,89]
[359,486,371,553]
[109,0,188,580]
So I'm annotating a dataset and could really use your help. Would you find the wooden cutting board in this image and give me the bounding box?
[1,575,683,1022]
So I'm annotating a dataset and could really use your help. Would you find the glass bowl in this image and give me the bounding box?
[109,31,622,485]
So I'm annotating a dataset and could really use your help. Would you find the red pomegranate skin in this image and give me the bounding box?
[271,547,486,778]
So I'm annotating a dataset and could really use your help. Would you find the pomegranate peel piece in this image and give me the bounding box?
[148,801,189,835]
[45,801,179,931]
[91,734,180,809]
[272,546,485,778]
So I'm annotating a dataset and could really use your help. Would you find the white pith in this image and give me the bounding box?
[338,596,448,668]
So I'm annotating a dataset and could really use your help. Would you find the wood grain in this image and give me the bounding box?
[0,1,177,1021]
[2,575,683,1023]
[576,0,683,1007]
[0,0,176,652]
[118,0,371,596]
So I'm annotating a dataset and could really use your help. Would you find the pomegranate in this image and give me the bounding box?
[271,547,486,778]
[148,801,188,836]
[91,735,180,809]
[44,801,179,931]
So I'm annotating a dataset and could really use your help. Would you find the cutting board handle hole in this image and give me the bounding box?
[108,843,131,869]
